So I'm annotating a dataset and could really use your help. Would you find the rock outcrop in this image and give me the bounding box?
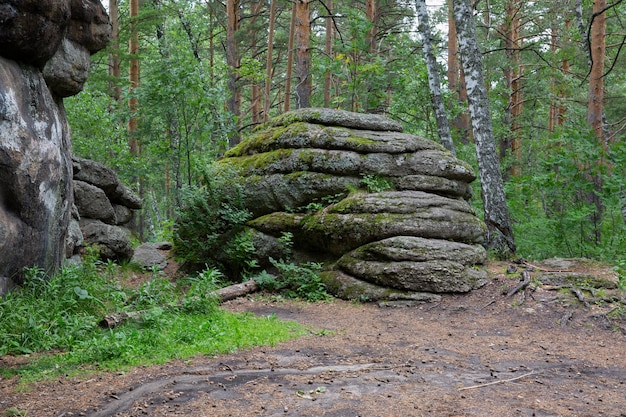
[0,0,110,292]
[218,108,488,302]
[71,157,142,261]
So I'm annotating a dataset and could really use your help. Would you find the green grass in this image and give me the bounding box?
[0,250,305,385]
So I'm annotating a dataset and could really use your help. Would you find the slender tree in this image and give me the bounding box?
[416,0,455,155]
[447,0,470,143]
[226,0,241,146]
[129,0,140,156]
[323,0,334,108]
[453,0,516,256]
[284,1,296,111]
[264,0,277,121]
[108,0,121,102]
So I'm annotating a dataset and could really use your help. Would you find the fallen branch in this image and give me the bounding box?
[99,279,260,329]
[214,279,259,302]
[507,271,532,297]
[99,310,150,329]
[458,371,536,391]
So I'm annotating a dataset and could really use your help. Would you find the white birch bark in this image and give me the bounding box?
[453,0,515,255]
[415,0,456,156]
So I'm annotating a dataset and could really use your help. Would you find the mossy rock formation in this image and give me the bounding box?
[217,108,488,302]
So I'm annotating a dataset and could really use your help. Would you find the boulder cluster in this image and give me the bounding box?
[218,108,488,302]
[69,157,142,262]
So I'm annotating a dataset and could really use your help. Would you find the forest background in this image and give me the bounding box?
[66,0,626,264]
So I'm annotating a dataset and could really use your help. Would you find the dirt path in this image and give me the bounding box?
[2,261,626,417]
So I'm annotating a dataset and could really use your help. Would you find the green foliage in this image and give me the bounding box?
[3,408,27,417]
[252,233,330,302]
[268,259,330,302]
[172,163,253,276]
[505,127,626,261]
[0,260,304,384]
[360,174,394,193]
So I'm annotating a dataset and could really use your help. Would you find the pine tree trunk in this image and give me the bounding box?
[504,0,523,177]
[284,2,296,112]
[453,0,516,256]
[416,0,455,156]
[128,0,139,155]
[587,0,606,147]
[447,0,471,144]
[108,0,121,102]
[294,0,312,109]
[226,0,241,147]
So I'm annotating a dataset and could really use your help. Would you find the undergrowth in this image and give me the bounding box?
[0,249,305,384]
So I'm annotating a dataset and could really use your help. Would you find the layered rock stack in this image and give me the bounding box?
[69,157,142,262]
[218,108,488,302]
[0,0,110,294]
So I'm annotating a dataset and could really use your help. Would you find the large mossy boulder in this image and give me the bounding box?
[217,108,488,302]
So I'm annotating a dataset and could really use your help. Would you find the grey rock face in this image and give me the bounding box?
[217,109,488,300]
[0,0,110,294]
[0,56,73,285]
[43,38,91,97]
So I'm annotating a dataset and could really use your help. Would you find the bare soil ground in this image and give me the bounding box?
[2,260,626,417]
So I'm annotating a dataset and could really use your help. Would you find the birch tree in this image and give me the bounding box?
[453,0,516,256]
[415,0,455,155]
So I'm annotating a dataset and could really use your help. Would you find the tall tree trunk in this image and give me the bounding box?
[575,0,608,241]
[129,0,143,237]
[416,0,455,155]
[447,0,471,144]
[108,0,121,102]
[366,0,379,54]
[226,0,241,147]
[128,0,139,156]
[264,0,277,121]
[587,0,607,241]
[503,0,523,177]
[587,0,606,148]
[248,1,263,124]
[324,0,334,108]
[284,2,296,112]
[294,0,312,109]
[549,17,570,133]
[453,0,516,256]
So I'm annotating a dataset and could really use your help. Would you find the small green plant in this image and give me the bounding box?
[252,232,330,302]
[360,174,394,193]
[267,258,330,302]
[3,407,27,417]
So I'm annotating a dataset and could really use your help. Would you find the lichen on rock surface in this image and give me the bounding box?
[217,108,488,302]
